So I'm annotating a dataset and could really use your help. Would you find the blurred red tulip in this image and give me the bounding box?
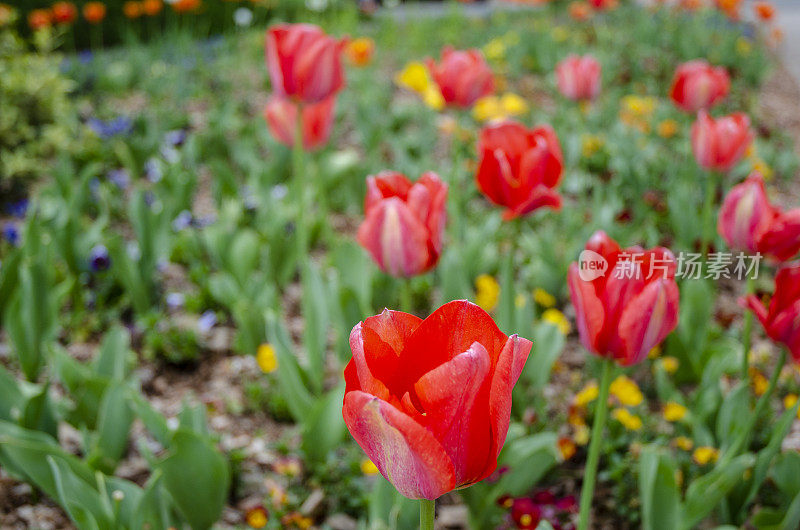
[475,120,563,220]
[588,0,617,9]
[754,1,775,21]
[425,46,495,107]
[82,1,106,24]
[342,300,532,499]
[743,264,800,361]
[28,8,52,30]
[691,111,753,172]
[568,231,680,366]
[263,95,336,151]
[669,60,730,113]
[266,23,346,104]
[555,54,601,102]
[51,2,77,25]
[357,171,447,277]
[718,172,800,261]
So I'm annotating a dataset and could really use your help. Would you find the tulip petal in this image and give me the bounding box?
[568,263,606,355]
[741,294,770,330]
[358,309,423,396]
[617,279,680,365]
[342,391,456,500]
[413,342,492,484]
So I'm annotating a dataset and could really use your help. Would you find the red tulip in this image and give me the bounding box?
[426,46,495,107]
[568,231,680,366]
[52,2,77,25]
[743,264,800,361]
[475,120,563,220]
[718,172,800,261]
[669,60,730,113]
[265,23,346,104]
[28,9,52,30]
[357,171,447,277]
[263,95,336,151]
[691,111,753,172]
[555,54,601,102]
[588,0,618,9]
[342,300,532,499]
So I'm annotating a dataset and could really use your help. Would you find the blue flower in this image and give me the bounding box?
[197,311,217,334]
[166,292,185,310]
[107,169,131,190]
[144,158,163,183]
[87,116,133,139]
[2,223,19,246]
[172,210,193,232]
[89,244,111,272]
[5,199,28,218]
[164,129,188,148]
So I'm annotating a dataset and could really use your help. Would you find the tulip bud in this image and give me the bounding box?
[669,60,730,113]
[691,110,753,172]
[555,54,602,102]
[357,171,447,277]
[265,23,346,104]
[425,47,495,108]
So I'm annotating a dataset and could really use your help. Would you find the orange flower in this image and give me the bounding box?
[142,0,163,15]
[754,1,775,21]
[569,1,592,21]
[716,0,742,18]
[172,0,201,13]
[0,4,13,26]
[51,1,77,25]
[345,37,375,67]
[123,1,142,18]
[83,1,106,24]
[28,8,52,30]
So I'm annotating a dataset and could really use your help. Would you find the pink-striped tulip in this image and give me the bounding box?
[357,171,448,277]
[568,231,680,366]
[669,60,730,113]
[691,111,753,172]
[266,23,346,104]
[426,46,495,107]
[555,54,602,102]
[263,95,336,151]
[342,300,532,499]
[743,264,800,361]
[717,172,800,261]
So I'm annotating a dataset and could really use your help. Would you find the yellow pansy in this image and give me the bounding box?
[660,356,679,374]
[473,96,503,122]
[500,93,528,115]
[612,408,643,431]
[246,506,269,528]
[558,436,577,460]
[674,436,694,451]
[574,381,599,406]
[533,288,556,308]
[692,446,719,465]
[663,402,688,422]
[475,274,500,312]
[360,459,379,475]
[574,424,590,445]
[257,343,278,373]
[750,367,768,396]
[610,375,644,407]
[648,345,662,359]
[395,61,431,93]
[542,308,571,335]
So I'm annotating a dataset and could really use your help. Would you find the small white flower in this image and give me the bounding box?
[233,7,253,27]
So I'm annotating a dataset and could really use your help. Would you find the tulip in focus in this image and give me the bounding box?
[51,2,77,25]
[344,37,375,66]
[83,2,106,24]
[669,60,730,113]
[357,171,448,278]
[691,110,753,172]
[342,300,532,499]
[568,231,680,366]
[475,120,563,220]
[28,8,52,30]
[555,54,602,102]
[266,23,346,104]
[425,46,495,108]
[263,95,336,152]
[718,172,800,261]
[743,264,800,361]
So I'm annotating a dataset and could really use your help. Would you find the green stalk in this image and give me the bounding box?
[722,348,786,464]
[700,171,719,258]
[420,499,435,530]
[400,278,413,314]
[293,105,308,261]
[741,275,755,382]
[578,357,614,530]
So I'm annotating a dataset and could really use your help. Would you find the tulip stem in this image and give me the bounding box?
[578,357,614,530]
[700,171,719,258]
[741,275,755,383]
[400,278,414,314]
[419,499,435,530]
[293,106,308,261]
[722,348,786,464]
